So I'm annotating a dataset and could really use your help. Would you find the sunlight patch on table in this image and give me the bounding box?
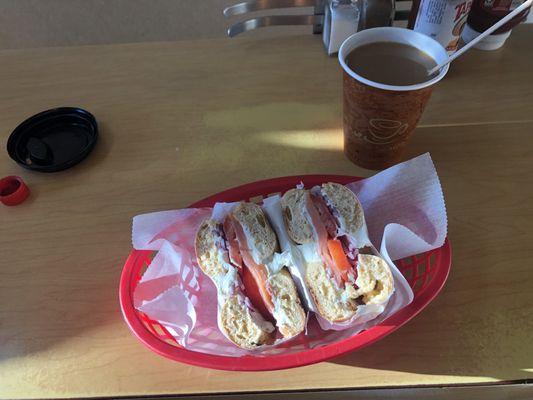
[256,129,343,151]
[203,102,340,132]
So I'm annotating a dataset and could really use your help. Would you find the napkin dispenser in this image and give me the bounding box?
[323,1,360,55]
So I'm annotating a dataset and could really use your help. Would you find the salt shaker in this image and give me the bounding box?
[323,0,397,54]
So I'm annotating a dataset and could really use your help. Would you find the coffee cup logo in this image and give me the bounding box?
[356,118,408,145]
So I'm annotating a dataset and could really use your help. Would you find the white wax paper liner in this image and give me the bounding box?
[134,203,308,356]
[132,153,448,356]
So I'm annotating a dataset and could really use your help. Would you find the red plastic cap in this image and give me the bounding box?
[0,176,30,206]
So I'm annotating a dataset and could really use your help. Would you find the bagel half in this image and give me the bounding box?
[195,202,306,349]
[195,219,275,349]
[281,182,394,323]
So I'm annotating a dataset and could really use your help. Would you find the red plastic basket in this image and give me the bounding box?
[119,175,451,371]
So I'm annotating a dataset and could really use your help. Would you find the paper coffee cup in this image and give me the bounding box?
[339,27,449,170]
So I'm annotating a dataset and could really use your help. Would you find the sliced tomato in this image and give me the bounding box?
[327,239,353,282]
[241,262,274,322]
[238,242,274,315]
[224,215,274,319]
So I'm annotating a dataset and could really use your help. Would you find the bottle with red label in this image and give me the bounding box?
[462,0,531,50]
[408,0,473,53]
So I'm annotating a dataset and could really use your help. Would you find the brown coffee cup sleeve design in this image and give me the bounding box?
[343,71,433,169]
[366,119,409,144]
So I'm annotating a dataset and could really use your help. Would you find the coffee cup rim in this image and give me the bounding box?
[338,27,450,92]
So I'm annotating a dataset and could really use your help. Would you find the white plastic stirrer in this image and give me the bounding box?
[427,0,533,76]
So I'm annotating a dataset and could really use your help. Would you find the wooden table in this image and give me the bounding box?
[1,24,532,400]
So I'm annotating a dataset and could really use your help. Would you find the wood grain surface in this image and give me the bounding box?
[0,25,532,400]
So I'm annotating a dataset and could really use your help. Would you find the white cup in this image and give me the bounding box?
[461,24,512,51]
[339,27,450,92]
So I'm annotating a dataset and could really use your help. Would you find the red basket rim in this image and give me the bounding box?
[119,175,451,371]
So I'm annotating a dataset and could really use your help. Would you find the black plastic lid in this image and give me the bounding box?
[7,107,98,173]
